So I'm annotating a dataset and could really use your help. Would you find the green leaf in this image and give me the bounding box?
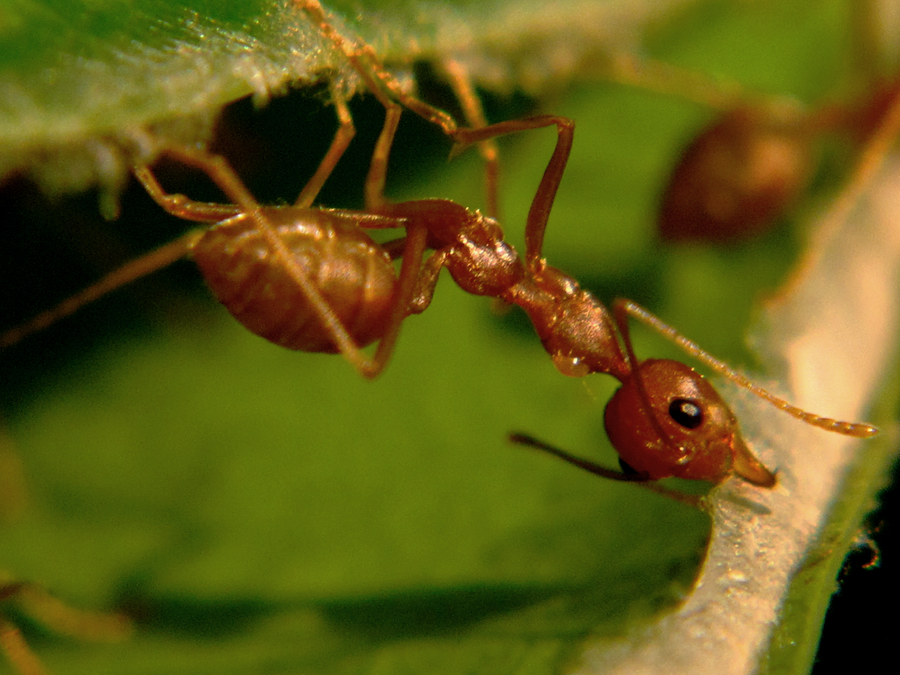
[1,1,897,675]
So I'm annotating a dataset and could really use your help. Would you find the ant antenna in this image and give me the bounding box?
[618,300,879,438]
[0,232,203,350]
[610,300,688,462]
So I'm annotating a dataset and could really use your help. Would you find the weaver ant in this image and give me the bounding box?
[0,98,877,492]
[658,77,900,244]
[1,1,878,496]
[589,11,900,245]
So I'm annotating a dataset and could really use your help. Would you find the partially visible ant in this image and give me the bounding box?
[594,41,900,245]
[658,79,900,244]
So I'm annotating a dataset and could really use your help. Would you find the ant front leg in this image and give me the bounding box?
[508,433,704,507]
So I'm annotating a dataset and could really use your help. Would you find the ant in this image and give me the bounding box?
[291,0,876,490]
[0,107,877,495]
[593,38,900,245]
[658,78,900,244]
[1,2,878,495]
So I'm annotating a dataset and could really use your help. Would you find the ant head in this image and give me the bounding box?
[604,359,776,487]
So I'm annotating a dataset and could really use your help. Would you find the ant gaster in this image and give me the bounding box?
[659,77,900,243]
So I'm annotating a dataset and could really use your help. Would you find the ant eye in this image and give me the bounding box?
[669,398,703,429]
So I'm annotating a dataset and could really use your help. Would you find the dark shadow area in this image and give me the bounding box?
[812,455,900,674]
[317,584,562,639]
[113,581,569,642]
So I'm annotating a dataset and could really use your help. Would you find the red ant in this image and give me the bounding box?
[595,49,900,244]
[0,102,877,492]
[1,3,878,497]
[289,0,877,489]
[638,51,900,244]
[659,81,900,243]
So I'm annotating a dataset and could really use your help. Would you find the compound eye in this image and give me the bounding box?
[669,398,703,429]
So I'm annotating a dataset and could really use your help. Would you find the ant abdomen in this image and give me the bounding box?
[604,359,776,487]
[659,105,814,243]
[193,209,399,353]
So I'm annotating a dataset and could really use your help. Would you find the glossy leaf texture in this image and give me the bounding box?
[1,2,897,675]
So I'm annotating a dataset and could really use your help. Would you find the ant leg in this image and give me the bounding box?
[364,101,402,209]
[133,165,242,223]
[614,299,879,438]
[451,116,574,270]
[294,84,356,207]
[0,424,28,523]
[0,230,203,350]
[508,433,703,507]
[1,578,131,675]
[356,221,430,377]
[295,0,458,135]
[600,51,750,110]
[6,582,131,643]
[438,58,501,218]
[1,611,47,675]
